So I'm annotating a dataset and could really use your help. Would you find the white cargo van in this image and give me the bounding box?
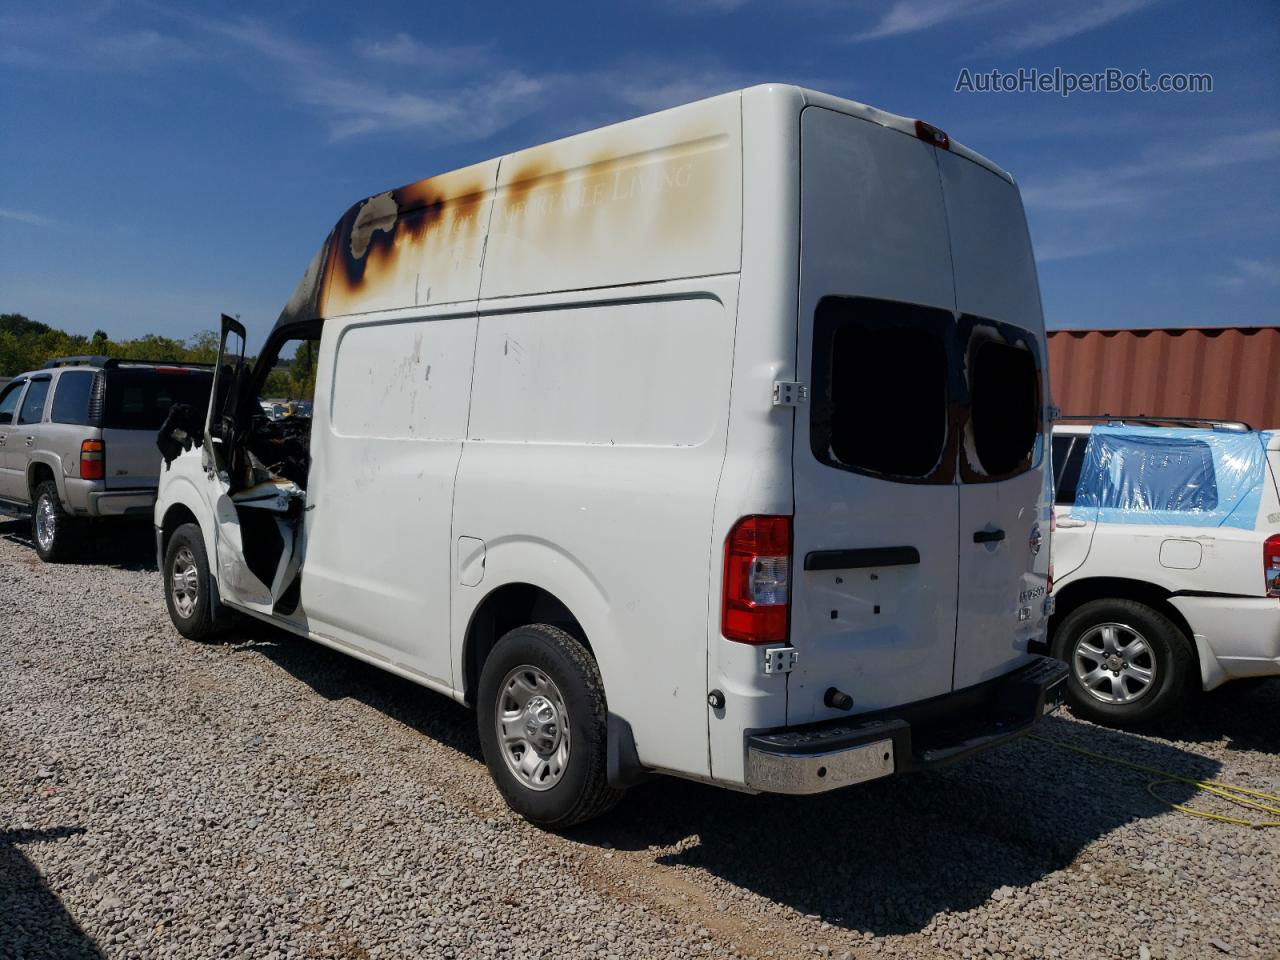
[155,85,1066,827]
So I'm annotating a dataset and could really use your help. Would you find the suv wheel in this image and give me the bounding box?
[477,624,622,828]
[1053,598,1194,727]
[163,523,223,641]
[32,480,79,563]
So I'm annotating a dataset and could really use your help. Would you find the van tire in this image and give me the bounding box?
[477,624,622,828]
[1052,598,1194,727]
[32,480,80,563]
[163,523,222,642]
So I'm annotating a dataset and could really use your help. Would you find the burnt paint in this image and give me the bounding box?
[320,175,489,312]
[271,115,734,334]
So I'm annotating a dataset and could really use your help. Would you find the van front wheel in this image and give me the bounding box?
[163,523,223,642]
[477,624,621,828]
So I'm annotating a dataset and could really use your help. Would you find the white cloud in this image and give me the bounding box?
[1211,258,1280,292]
[353,33,494,72]
[854,0,1018,41]
[1022,127,1280,212]
[853,0,1161,50]
[198,17,547,143]
[992,0,1159,52]
[0,208,63,228]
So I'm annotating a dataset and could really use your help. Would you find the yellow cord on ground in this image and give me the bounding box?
[1029,734,1280,829]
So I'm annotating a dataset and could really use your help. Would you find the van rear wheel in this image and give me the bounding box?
[1053,598,1194,727]
[477,624,621,828]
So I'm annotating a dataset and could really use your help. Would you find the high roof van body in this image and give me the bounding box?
[155,85,1067,826]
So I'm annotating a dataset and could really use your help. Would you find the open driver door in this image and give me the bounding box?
[202,314,302,614]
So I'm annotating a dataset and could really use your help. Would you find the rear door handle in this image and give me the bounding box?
[973,529,1005,544]
[25,436,36,445]
[1057,518,1088,529]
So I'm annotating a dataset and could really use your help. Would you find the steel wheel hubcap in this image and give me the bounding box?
[1073,622,1157,705]
[34,496,56,550]
[170,547,200,619]
[496,665,570,791]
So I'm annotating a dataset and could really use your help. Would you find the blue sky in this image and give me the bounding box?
[1,0,1277,347]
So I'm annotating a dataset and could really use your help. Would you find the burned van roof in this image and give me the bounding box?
[270,84,1009,336]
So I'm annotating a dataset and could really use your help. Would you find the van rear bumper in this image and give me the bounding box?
[744,656,1068,795]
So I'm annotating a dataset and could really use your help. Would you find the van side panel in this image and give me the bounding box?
[452,282,738,778]
[480,95,742,300]
[705,85,800,785]
[300,307,479,689]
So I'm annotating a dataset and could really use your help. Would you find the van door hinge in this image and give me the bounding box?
[773,381,808,407]
[762,646,798,675]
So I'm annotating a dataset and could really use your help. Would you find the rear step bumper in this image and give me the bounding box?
[744,656,1068,795]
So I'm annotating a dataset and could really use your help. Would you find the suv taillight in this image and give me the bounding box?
[1266,534,1280,598]
[80,439,104,480]
[722,515,792,644]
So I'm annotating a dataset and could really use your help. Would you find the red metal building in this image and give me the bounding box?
[1047,326,1280,429]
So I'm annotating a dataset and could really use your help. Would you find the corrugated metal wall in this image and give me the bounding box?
[1047,326,1280,429]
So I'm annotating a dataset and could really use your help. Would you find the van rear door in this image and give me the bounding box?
[788,107,961,724]
[937,151,1051,689]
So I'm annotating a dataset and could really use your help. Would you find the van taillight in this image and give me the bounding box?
[722,515,792,644]
[80,439,104,480]
[914,119,950,150]
[1265,535,1280,598]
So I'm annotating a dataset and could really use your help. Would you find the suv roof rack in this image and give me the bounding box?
[41,356,215,371]
[1057,413,1253,432]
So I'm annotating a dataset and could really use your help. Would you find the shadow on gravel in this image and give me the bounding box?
[570,715,1218,936]
[233,621,484,764]
[0,826,103,959]
[0,518,156,571]
[1158,678,1280,754]
[218,617,1223,938]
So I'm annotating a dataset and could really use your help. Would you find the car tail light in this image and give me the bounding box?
[914,119,950,150]
[80,439,104,480]
[1265,534,1280,598]
[722,515,791,644]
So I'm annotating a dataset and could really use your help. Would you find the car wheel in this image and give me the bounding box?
[477,623,622,828]
[1052,598,1195,727]
[163,522,222,641]
[32,480,79,563]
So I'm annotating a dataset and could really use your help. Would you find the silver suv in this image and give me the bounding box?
[0,356,213,562]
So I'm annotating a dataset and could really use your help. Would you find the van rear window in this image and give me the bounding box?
[966,333,1039,478]
[103,369,213,430]
[810,297,954,483]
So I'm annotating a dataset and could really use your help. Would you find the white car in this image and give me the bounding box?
[155,85,1065,828]
[1047,419,1280,725]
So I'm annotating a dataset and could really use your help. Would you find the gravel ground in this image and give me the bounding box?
[2,519,1279,960]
